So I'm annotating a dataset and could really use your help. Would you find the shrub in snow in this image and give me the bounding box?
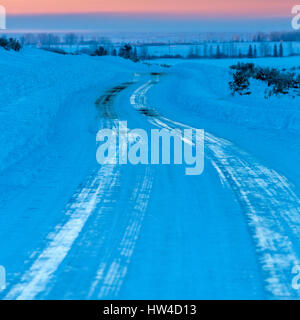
[91,46,108,56]
[118,44,139,62]
[229,62,300,98]
[229,71,251,96]
[230,63,256,77]
[0,37,22,51]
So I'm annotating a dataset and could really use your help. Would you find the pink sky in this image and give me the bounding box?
[2,0,293,17]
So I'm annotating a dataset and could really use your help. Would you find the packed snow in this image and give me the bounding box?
[0,47,300,300]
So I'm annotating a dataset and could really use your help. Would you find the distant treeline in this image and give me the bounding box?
[15,31,300,46]
[9,31,300,60]
[255,31,300,42]
[148,43,294,60]
[44,43,141,62]
[44,41,298,62]
[186,43,286,59]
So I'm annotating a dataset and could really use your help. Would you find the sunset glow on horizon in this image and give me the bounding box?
[1,0,294,17]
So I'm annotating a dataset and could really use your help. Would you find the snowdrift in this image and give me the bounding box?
[156,58,300,134]
[0,48,145,175]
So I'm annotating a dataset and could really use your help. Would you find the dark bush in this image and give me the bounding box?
[229,71,251,96]
[91,46,108,56]
[229,62,300,97]
[0,37,22,51]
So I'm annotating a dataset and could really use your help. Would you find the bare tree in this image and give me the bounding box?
[98,36,113,54]
[64,33,78,51]
[140,46,149,60]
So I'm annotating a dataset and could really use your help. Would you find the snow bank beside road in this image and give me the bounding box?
[155,58,300,133]
[0,48,145,174]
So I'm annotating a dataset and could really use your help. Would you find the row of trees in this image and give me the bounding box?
[87,42,287,61]
[18,31,300,46]
[267,31,300,42]
[20,33,112,48]
[187,43,285,59]
[90,42,287,61]
[12,31,298,60]
[10,31,295,60]
[92,44,139,62]
[246,43,284,58]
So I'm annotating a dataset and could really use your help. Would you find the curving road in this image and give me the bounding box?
[1,73,300,300]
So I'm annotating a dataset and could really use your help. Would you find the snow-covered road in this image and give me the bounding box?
[128,75,300,299]
[1,71,300,300]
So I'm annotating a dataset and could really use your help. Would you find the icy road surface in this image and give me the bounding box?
[1,73,300,300]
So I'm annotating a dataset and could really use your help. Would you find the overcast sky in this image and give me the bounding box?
[1,0,294,16]
[0,0,296,32]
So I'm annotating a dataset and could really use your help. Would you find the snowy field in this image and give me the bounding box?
[0,47,300,300]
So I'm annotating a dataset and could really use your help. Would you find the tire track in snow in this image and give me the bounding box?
[85,78,155,298]
[205,135,300,299]
[4,163,118,300]
[4,79,154,300]
[3,82,132,300]
[96,82,135,119]
[130,77,300,299]
[88,166,154,299]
